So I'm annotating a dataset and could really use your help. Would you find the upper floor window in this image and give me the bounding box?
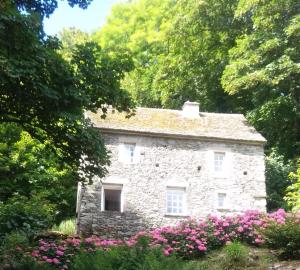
[166,188,186,215]
[214,152,225,172]
[119,143,137,163]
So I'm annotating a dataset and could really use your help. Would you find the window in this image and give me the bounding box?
[119,143,137,163]
[166,188,186,214]
[214,152,225,172]
[101,185,123,212]
[217,193,227,208]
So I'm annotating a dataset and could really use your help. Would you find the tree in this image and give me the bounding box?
[151,0,247,111]
[285,160,300,211]
[96,0,248,111]
[222,0,300,159]
[0,123,76,221]
[265,150,295,211]
[0,0,134,182]
[59,27,91,61]
[95,0,177,108]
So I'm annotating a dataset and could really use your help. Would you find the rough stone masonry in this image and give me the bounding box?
[77,102,266,238]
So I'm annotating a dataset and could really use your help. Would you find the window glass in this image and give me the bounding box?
[217,193,226,208]
[166,188,185,214]
[122,143,136,163]
[214,152,225,172]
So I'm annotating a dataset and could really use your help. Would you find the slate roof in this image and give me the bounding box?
[86,107,266,144]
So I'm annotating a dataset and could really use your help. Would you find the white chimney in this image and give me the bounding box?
[182,101,200,119]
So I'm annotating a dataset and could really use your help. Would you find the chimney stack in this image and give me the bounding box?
[182,101,200,119]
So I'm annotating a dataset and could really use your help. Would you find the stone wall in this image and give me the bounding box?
[77,132,266,238]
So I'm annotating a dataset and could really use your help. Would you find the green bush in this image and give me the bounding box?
[262,214,300,259]
[222,241,248,270]
[72,237,184,270]
[51,218,76,235]
[0,195,55,240]
[0,232,29,267]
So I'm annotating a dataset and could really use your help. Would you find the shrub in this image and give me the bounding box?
[222,241,248,269]
[0,195,55,240]
[146,210,266,259]
[26,209,299,269]
[51,218,76,236]
[285,159,300,211]
[72,237,184,270]
[262,212,300,259]
[0,232,29,268]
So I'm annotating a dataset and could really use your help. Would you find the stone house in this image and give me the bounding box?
[77,101,266,237]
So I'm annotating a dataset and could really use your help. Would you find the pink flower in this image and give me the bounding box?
[52,258,60,265]
[56,250,64,256]
[198,245,207,251]
[31,250,39,257]
[237,226,244,233]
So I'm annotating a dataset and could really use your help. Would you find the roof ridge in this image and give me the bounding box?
[137,107,244,117]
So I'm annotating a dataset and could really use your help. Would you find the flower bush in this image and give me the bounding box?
[261,211,300,259]
[27,209,300,268]
[30,236,122,269]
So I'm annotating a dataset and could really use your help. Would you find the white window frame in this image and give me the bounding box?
[101,184,124,212]
[118,142,139,164]
[214,152,226,173]
[208,149,232,178]
[215,191,229,210]
[166,187,187,216]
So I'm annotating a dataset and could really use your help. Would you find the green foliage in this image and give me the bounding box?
[0,0,134,184]
[51,218,76,235]
[265,150,295,211]
[96,0,242,111]
[0,123,76,221]
[0,195,54,239]
[222,242,248,270]
[94,0,177,108]
[59,27,91,61]
[285,160,300,211]
[0,232,30,268]
[9,257,54,270]
[262,213,300,259]
[222,0,300,159]
[72,238,184,270]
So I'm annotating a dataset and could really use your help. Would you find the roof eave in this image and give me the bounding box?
[97,127,267,146]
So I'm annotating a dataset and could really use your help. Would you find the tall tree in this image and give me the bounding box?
[152,0,249,110]
[95,0,177,107]
[0,0,134,182]
[222,0,300,159]
[59,27,91,61]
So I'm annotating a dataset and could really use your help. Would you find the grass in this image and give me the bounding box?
[182,243,278,270]
[51,218,76,236]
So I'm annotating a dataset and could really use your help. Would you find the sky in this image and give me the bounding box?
[44,0,121,36]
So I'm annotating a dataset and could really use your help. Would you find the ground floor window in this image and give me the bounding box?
[217,193,227,208]
[101,184,123,212]
[166,187,186,214]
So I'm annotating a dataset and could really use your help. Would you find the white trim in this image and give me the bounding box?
[166,178,188,188]
[103,176,129,184]
[208,149,232,178]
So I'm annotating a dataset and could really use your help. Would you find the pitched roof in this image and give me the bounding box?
[86,107,266,144]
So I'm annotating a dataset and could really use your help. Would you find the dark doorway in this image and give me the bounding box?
[104,189,121,211]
